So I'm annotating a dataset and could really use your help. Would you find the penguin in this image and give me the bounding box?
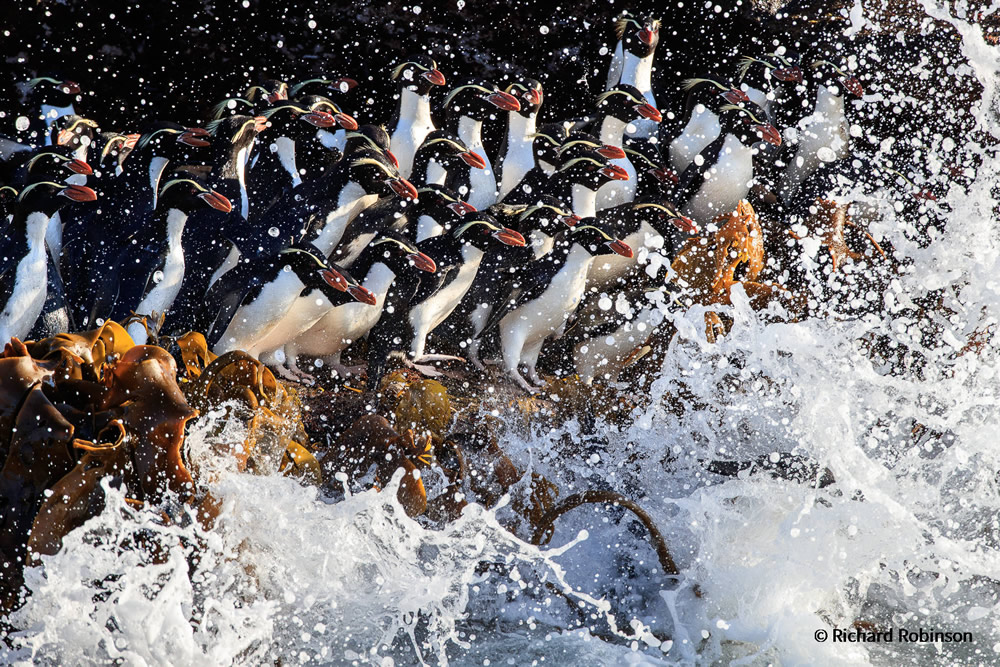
[439,81,521,210]
[606,13,662,140]
[586,201,697,295]
[500,123,566,203]
[591,85,663,209]
[736,51,805,128]
[437,200,578,366]
[674,104,782,222]
[0,181,96,342]
[777,59,864,203]
[332,183,475,269]
[10,147,93,188]
[48,116,100,161]
[61,121,213,326]
[228,150,415,268]
[247,102,338,217]
[668,77,752,174]
[412,131,486,238]
[89,179,234,343]
[495,78,544,201]
[621,142,678,201]
[476,221,633,393]
[404,216,526,364]
[12,76,83,149]
[245,78,289,106]
[296,95,360,161]
[92,131,140,175]
[274,233,438,380]
[288,76,359,107]
[205,246,374,356]
[543,152,630,218]
[386,55,447,178]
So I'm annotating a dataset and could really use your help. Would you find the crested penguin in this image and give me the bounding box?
[279,233,437,379]
[439,81,521,210]
[586,201,697,294]
[0,181,96,342]
[12,76,83,148]
[668,77,753,174]
[477,220,633,393]
[545,151,630,218]
[405,216,526,363]
[501,122,566,203]
[296,95,360,159]
[386,55,447,179]
[206,246,371,356]
[778,59,864,203]
[49,116,100,162]
[90,178,234,344]
[495,77,544,201]
[592,85,663,209]
[674,103,782,222]
[247,102,338,217]
[412,130,486,238]
[438,200,578,366]
[606,13,662,140]
[332,183,475,268]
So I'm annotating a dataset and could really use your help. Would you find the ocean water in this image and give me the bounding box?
[3,4,1000,666]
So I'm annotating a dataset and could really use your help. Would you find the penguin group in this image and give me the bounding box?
[0,12,897,393]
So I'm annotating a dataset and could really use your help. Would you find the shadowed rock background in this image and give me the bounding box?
[1,0,995,156]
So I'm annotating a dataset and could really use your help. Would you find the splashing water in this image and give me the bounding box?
[4,5,1000,666]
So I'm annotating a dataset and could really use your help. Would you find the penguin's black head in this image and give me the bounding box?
[559,131,627,162]
[718,104,782,148]
[416,184,477,217]
[300,95,359,131]
[0,186,19,215]
[810,59,864,99]
[133,121,213,162]
[208,96,257,120]
[614,12,660,59]
[348,154,419,201]
[95,132,140,170]
[416,130,487,171]
[204,115,268,156]
[261,102,338,139]
[50,115,99,154]
[622,144,678,186]
[369,233,438,275]
[245,78,289,106]
[157,178,233,214]
[557,152,629,191]
[278,246,376,304]
[453,214,527,251]
[24,147,94,180]
[681,77,752,111]
[504,78,544,118]
[391,55,446,96]
[510,197,580,235]
[737,51,805,90]
[532,123,568,168]
[443,81,521,122]
[596,85,662,124]
[344,125,397,168]
[569,219,633,258]
[18,76,82,108]
[289,75,360,101]
[16,180,97,216]
[632,202,698,235]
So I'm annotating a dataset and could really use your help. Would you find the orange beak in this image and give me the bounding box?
[348,284,378,305]
[335,113,359,130]
[60,184,98,202]
[600,165,630,181]
[486,91,521,112]
[597,145,627,160]
[66,159,93,175]
[198,190,233,213]
[408,252,437,273]
[389,178,419,200]
[460,151,487,169]
[493,228,527,246]
[634,103,662,122]
[608,239,633,257]
[422,70,447,86]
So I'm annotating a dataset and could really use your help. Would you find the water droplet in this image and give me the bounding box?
[412,5,421,14]
[152,270,164,284]
[307,19,317,29]
[539,25,550,35]
[268,226,280,237]
[15,116,29,131]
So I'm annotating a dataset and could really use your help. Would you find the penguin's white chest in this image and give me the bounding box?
[596,156,638,210]
[0,219,49,340]
[684,136,753,221]
[216,269,303,353]
[503,247,592,346]
[409,251,482,339]
[135,210,187,321]
[670,108,721,173]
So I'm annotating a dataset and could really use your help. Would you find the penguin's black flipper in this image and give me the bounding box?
[672,134,726,209]
[199,259,267,347]
[476,264,556,340]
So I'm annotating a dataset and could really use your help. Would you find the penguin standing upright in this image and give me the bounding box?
[591,85,662,210]
[667,77,752,174]
[439,81,521,210]
[606,14,662,140]
[495,77,544,201]
[386,55,447,179]
[0,181,96,342]
[90,179,233,343]
[674,104,782,222]
[501,123,566,203]
[477,221,633,393]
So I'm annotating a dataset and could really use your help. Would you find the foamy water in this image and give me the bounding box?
[4,5,1000,666]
